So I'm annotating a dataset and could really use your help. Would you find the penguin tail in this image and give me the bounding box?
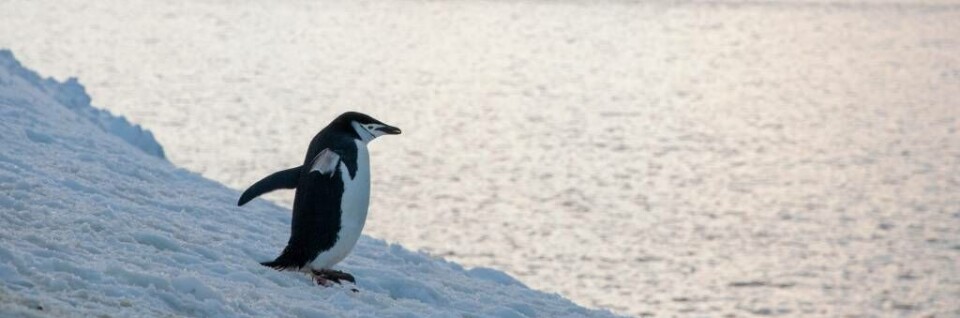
[260,259,300,271]
[260,249,312,271]
[260,230,324,271]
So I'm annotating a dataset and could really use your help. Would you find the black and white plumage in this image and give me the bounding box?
[237,112,400,285]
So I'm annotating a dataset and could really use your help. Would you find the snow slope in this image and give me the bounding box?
[0,50,615,317]
[0,51,164,160]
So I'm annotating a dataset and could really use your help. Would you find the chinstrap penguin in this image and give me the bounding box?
[238,112,400,286]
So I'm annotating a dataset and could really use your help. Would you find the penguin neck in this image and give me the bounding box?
[354,137,373,145]
[349,138,371,179]
[341,138,371,228]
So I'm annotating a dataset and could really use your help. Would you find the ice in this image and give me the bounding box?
[0,51,616,317]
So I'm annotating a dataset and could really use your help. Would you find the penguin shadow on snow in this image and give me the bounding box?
[236,112,401,290]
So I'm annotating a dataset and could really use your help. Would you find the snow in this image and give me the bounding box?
[0,50,616,317]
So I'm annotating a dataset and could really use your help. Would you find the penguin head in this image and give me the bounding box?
[332,112,401,142]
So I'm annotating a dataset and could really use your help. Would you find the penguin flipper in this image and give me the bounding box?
[238,166,302,206]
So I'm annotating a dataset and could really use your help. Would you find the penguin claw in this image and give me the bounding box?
[310,269,357,287]
[314,276,333,287]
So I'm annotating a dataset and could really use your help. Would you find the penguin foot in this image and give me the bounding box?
[311,269,356,286]
[313,275,333,287]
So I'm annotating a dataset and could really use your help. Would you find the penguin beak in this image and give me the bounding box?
[377,125,402,135]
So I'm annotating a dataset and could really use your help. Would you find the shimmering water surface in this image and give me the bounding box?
[2,0,959,316]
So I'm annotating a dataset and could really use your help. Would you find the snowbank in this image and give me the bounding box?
[0,50,615,317]
[0,50,165,159]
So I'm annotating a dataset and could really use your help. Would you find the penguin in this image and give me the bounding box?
[237,111,401,285]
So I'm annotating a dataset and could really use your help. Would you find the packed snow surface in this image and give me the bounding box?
[2,0,960,316]
[0,51,615,317]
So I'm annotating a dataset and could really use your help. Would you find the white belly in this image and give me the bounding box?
[309,141,371,269]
